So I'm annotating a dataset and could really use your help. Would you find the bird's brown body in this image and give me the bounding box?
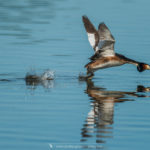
[85,53,140,72]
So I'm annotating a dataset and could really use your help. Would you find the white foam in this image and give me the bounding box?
[41,70,55,80]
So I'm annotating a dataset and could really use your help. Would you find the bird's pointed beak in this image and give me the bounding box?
[145,64,150,70]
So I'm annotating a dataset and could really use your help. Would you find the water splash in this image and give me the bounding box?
[25,69,55,89]
[25,69,55,82]
[41,70,55,80]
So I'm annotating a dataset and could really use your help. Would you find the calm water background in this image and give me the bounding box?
[0,0,150,149]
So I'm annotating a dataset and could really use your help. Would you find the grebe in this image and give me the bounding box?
[82,16,150,78]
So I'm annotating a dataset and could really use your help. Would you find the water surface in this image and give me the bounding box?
[0,0,150,150]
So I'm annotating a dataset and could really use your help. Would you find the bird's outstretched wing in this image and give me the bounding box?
[98,23,115,51]
[82,16,99,51]
[82,16,116,59]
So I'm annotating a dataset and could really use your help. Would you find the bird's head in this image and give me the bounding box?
[137,63,150,72]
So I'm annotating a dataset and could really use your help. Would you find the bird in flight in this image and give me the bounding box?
[82,16,150,79]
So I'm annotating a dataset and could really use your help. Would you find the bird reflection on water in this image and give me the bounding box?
[80,79,150,147]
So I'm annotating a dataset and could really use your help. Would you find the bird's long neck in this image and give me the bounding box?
[116,53,140,66]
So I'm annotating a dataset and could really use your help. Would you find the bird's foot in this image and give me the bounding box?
[78,72,94,81]
[86,73,94,80]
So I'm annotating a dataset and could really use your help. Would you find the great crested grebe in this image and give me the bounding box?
[82,16,150,78]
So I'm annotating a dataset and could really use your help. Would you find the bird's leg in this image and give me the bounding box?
[86,69,94,80]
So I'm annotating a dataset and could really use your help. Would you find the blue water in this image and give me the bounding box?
[0,0,150,149]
